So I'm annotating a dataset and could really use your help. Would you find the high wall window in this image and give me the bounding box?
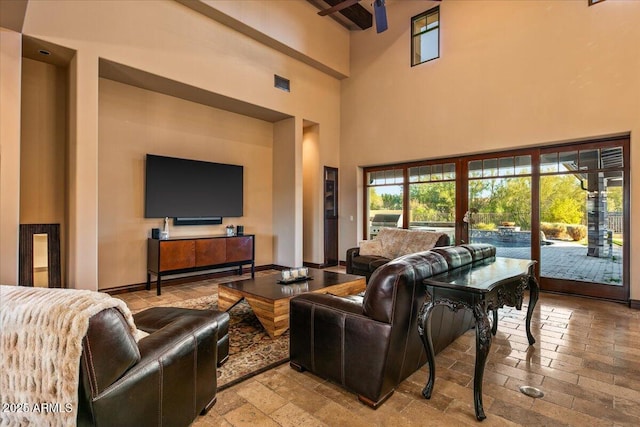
[411,7,440,66]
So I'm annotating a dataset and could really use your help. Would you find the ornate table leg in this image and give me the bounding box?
[526,274,539,346]
[491,309,498,335]
[472,303,492,421]
[417,296,437,399]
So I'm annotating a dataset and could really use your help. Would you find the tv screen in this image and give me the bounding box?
[144,154,243,219]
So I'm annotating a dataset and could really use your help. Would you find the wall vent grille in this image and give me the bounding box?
[274,75,290,92]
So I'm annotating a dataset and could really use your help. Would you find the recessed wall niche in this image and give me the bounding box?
[20,44,70,286]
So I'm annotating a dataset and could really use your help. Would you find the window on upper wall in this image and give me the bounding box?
[411,7,439,66]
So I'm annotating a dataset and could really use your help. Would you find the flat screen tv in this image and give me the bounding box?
[144,154,243,221]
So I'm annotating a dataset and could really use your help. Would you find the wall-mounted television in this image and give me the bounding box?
[144,154,243,221]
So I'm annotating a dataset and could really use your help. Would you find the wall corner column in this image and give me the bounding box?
[273,117,303,267]
[68,50,99,290]
[0,28,22,285]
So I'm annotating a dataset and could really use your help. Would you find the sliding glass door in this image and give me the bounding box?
[467,155,532,261]
[408,163,456,243]
[362,136,629,301]
[537,143,628,300]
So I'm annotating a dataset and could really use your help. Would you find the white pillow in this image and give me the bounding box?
[359,239,384,256]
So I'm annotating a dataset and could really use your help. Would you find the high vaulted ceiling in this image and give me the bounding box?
[1,0,373,34]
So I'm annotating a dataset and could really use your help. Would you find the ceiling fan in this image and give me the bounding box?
[318,0,389,33]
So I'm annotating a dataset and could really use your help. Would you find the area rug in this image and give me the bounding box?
[172,286,290,390]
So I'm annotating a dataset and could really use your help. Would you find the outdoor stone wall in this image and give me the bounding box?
[471,229,532,247]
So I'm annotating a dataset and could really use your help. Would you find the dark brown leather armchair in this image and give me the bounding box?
[290,244,495,408]
[77,307,229,427]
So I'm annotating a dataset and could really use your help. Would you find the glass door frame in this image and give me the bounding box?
[535,138,629,300]
[361,135,630,302]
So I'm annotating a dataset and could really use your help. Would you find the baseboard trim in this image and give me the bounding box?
[629,300,640,310]
[303,262,323,269]
[104,264,277,295]
[302,261,345,269]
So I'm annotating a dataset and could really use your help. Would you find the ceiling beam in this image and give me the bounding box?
[318,0,359,16]
[308,0,372,30]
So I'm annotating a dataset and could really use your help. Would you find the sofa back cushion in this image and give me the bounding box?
[431,244,496,269]
[363,244,497,323]
[430,246,474,269]
[363,250,448,323]
[461,243,497,261]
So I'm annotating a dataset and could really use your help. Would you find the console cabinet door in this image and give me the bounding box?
[226,236,253,262]
[195,238,226,267]
[159,240,195,271]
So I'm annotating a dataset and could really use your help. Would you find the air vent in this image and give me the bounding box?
[274,75,290,92]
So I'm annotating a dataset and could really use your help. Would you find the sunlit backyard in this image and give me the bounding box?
[367,159,625,286]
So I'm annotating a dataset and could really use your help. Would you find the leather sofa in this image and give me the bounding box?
[77,307,229,427]
[346,228,450,281]
[289,244,496,408]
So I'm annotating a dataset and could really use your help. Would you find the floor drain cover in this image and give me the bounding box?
[519,385,544,398]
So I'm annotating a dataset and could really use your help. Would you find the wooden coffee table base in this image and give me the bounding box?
[218,292,290,338]
[218,273,365,338]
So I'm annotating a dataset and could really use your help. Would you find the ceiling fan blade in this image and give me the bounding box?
[318,0,361,17]
[373,0,388,33]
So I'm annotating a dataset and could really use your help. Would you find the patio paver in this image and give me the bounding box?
[496,241,623,285]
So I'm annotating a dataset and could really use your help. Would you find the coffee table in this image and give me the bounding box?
[217,268,366,338]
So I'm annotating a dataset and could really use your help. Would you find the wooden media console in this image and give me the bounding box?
[147,234,255,295]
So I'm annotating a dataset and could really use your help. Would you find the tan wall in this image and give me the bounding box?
[303,123,321,264]
[273,117,302,267]
[0,28,21,285]
[341,1,640,296]
[12,0,342,289]
[67,50,100,290]
[302,123,342,266]
[98,79,274,289]
[21,0,342,122]
[19,58,67,284]
[20,58,66,225]
[195,0,350,78]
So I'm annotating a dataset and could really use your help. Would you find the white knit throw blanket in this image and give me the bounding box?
[0,285,138,427]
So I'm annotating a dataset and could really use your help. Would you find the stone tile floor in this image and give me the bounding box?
[497,242,623,285]
[116,270,640,426]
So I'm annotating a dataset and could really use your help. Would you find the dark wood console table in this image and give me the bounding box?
[147,234,255,295]
[418,257,539,421]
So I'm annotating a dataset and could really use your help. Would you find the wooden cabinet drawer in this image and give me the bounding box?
[226,236,253,262]
[159,240,195,271]
[195,238,226,267]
